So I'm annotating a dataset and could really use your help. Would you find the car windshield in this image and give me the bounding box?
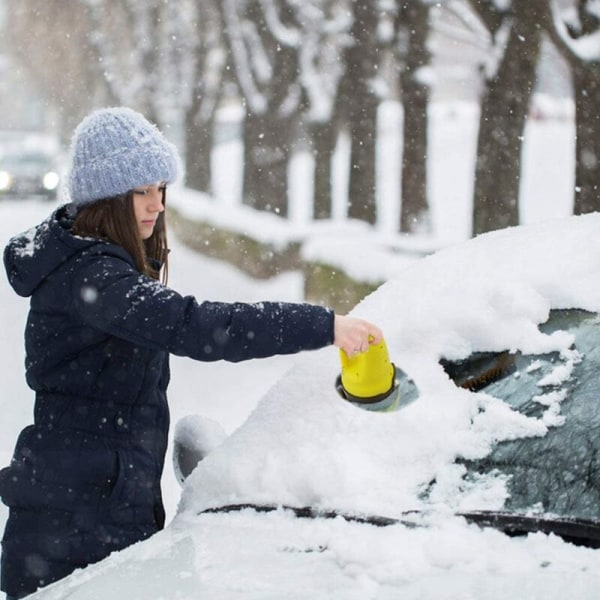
[1,152,53,170]
[443,309,600,529]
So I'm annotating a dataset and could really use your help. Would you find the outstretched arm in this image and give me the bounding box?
[71,251,335,362]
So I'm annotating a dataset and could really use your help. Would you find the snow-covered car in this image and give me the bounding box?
[30,214,600,599]
[0,150,60,201]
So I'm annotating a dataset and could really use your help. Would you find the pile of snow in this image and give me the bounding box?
[171,186,436,285]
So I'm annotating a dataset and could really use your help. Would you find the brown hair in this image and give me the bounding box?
[72,189,169,284]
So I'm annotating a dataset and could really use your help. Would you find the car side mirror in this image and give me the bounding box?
[173,415,227,486]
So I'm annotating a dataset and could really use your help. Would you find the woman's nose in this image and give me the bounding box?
[150,190,165,211]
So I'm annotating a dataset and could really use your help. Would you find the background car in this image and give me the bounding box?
[0,150,60,201]
[28,213,600,599]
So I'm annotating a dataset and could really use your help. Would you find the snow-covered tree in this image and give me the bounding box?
[16,0,587,239]
[395,0,432,234]
[5,0,109,140]
[334,0,381,225]
[79,0,194,126]
[7,0,211,188]
[78,0,224,194]
[5,0,195,139]
[299,0,349,220]
[546,0,600,214]
[183,0,227,193]
[218,0,305,217]
[469,0,545,236]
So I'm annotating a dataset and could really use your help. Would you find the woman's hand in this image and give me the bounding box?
[333,314,383,357]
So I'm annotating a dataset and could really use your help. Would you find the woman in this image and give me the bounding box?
[0,107,382,598]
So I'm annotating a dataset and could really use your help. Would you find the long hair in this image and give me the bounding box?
[72,189,169,284]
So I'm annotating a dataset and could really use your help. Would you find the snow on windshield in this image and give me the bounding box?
[179,213,600,519]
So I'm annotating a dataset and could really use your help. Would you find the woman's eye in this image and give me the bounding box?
[133,189,148,195]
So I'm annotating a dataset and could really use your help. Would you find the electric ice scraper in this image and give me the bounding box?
[335,338,418,412]
[334,336,523,413]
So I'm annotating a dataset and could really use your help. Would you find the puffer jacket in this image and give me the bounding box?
[0,205,334,597]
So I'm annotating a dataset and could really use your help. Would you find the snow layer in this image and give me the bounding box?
[178,214,600,520]
[32,509,600,600]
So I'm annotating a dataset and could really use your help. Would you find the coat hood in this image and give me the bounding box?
[3,204,98,297]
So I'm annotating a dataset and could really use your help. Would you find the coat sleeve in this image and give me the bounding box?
[70,251,334,362]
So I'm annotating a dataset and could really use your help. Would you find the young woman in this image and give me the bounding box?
[0,107,382,598]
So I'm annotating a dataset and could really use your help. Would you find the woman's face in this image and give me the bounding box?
[132,183,166,239]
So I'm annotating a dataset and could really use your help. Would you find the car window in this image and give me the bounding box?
[445,310,600,522]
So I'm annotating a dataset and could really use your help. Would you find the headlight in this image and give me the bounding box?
[0,170,12,191]
[42,171,59,191]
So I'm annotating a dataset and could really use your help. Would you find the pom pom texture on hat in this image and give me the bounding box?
[68,107,181,206]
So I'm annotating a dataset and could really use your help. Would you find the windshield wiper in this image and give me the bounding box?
[458,510,600,549]
[199,503,420,528]
[199,504,600,549]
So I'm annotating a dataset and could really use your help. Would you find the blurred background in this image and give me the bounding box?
[1,0,594,243]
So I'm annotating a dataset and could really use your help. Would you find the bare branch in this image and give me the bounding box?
[548,0,600,63]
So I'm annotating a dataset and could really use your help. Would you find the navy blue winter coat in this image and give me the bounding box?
[0,205,334,597]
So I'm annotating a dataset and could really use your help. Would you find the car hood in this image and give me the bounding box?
[29,507,600,600]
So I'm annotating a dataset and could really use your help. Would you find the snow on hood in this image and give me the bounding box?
[27,507,600,600]
[178,214,600,519]
[3,205,93,297]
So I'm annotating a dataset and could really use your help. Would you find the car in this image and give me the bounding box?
[25,214,600,598]
[0,150,61,200]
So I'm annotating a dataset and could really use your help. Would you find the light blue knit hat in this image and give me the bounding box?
[68,107,181,206]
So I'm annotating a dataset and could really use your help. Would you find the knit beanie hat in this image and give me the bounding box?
[67,107,181,206]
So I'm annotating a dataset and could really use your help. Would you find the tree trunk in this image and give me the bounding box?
[242,110,292,216]
[338,1,379,225]
[184,86,215,194]
[231,0,300,218]
[472,2,543,236]
[399,1,431,233]
[347,99,378,224]
[572,63,600,214]
[241,40,298,217]
[309,121,338,219]
[183,0,224,194]
[569,2,600,214]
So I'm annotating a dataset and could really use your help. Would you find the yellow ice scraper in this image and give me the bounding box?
[336,338,400,412]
